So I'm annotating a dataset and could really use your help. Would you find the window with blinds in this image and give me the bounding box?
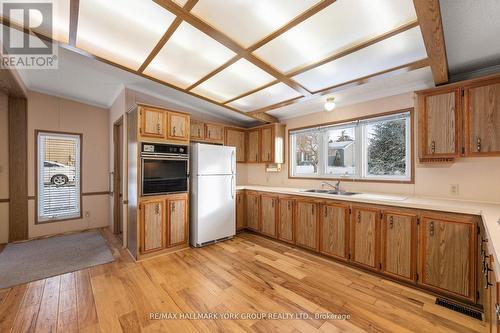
[37,131,81,222]
[289,111,412,181]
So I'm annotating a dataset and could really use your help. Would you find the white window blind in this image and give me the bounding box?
[37,132,81,222]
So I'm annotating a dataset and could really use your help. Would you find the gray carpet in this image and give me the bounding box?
[0,231,114,288]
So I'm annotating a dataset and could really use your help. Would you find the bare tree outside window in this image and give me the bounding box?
[295,132,320,174]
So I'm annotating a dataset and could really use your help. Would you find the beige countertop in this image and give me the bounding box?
[237,184,500,280]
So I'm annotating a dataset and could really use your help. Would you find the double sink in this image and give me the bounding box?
[302,189,358,196]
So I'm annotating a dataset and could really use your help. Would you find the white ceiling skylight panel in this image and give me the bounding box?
[143,22,236,89]
[293,27,428,92]
[76,0,176,70]
[191,0,321,48]
[191,58,275,102]
[0,0,70,43]
[228,82,302,112]
[253,0,417,73]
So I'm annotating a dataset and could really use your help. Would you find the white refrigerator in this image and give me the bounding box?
[190,143,236,247]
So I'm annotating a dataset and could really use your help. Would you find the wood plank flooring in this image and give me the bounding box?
[0,228,488,332]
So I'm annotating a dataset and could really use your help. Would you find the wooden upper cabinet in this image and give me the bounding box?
[236,192,245,231]
[167,194,188,247]
[247,129,260,163]
[464,78,500,156]
[261,126,274,163]
[351,206,380,270]
[295,199,319,251]
[141,107,166,139]
[225,127,246,162]
[245,192,260,231]
[320,203,349,260]
[205,123,224,143]
[418,88,461,158]
[140,199,165,254]
[167,112,189,141]
[260,194,278,238]
[278,197,294,244]
[381,211,417,282]
[190,120,204,141]
[419,214,476,302]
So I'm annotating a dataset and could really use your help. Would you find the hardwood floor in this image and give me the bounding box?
[0,228,488,333]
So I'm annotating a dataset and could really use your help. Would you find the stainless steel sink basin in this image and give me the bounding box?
[303,189,330,193]
[302,189,358,196]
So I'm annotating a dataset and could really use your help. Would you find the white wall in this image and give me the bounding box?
[0,93,9,244]
[239,92,500,203]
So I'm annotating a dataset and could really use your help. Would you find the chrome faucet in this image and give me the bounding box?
[321,180,341,192]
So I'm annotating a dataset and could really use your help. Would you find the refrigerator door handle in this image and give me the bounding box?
[231,150,235,174]
[231,175,235,199]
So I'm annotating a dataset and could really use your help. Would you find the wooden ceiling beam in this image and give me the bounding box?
[138,0,198,73]
[412,0,449,84]
[68,0,79,46]
[248,58,430,114]
[154,0,311,97]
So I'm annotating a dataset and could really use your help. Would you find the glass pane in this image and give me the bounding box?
[326,127,356,176]
[294,132,320,175]
[366,118,407,177]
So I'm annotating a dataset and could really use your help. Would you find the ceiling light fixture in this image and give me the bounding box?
[324,96,336,112]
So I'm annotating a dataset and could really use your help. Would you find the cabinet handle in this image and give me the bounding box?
[208,130,211,138]
[324,206,327,217]
[267,152,270,161]
[311,205,314,215]
[287,201,291,210]
[389,216,394,229]
[173,126,176,135]
[357,212,361,223]
[155,203,159,215]
[429,221,434,236]
[156,123,160,134]
[171,202,175,213]
[485,267,493,289]
[271,199,274,208]
[197,129,201,137]
[431,140,435,154]
[477,136,481,152]
[255,153,258,161]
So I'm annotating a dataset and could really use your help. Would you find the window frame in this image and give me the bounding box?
[288,108,414,184]
[35,130,83,224]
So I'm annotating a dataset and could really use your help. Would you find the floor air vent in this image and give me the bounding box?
[435,298,482,320]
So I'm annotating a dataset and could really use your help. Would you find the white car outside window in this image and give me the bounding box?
[43,161,76,186]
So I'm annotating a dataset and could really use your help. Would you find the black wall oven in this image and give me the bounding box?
[140,143,189,196]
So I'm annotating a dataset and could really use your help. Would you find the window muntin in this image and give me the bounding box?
[37,132,81,222]
[290,111,411,181]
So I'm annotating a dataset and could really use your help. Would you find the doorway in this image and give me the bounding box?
[113,117,124,242]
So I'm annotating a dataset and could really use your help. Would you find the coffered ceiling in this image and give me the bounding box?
[1,0,448,123]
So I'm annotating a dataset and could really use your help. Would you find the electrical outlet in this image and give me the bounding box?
[449,184,459,196]
[85,211,90,218]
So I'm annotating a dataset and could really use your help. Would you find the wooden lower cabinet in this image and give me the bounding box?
[167,194,188,246]
[140,199,165,254]
[295,199,319,251]
[381,211,417,282]
[261,194,278,237]
[278,197,295,244]
[320,203,349,260]
[236,191,245,231]
[246,192,260,231]
[351,206,380,270]
[419,214,477,302]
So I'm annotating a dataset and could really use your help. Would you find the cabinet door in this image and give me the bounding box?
[236,192,245,231]
[421,89,460,157]
[351,207,379,270]
[261,195,277,237]
[295,200,318,251]
[320,203,349,260]
[140,200,165,253]
[225,128,246,162]
[168,112,189,141]
[419,215,476,301]
[261,126,274,163]
[141,108,165,139]
[246,193,260,231]
[465,80,500,155]
[278,197,294,244]
[205,123,224,143]
[247,129,260,163]
[168,196,188,246]
[191,120,205,141]
[381,212,417,282]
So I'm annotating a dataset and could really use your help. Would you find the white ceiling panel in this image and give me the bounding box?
[254,0,417,73]
[144,22,236,89]
[77,0,176,70]
[0,0,70,43]
[191,0,320,48]
[191,59,275,102]
[228,82,302,112]
[293,27,427,92]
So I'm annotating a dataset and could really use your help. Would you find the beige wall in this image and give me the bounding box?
[0,93,9,243]
[27,91,110,238]
[239,92,500,203]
